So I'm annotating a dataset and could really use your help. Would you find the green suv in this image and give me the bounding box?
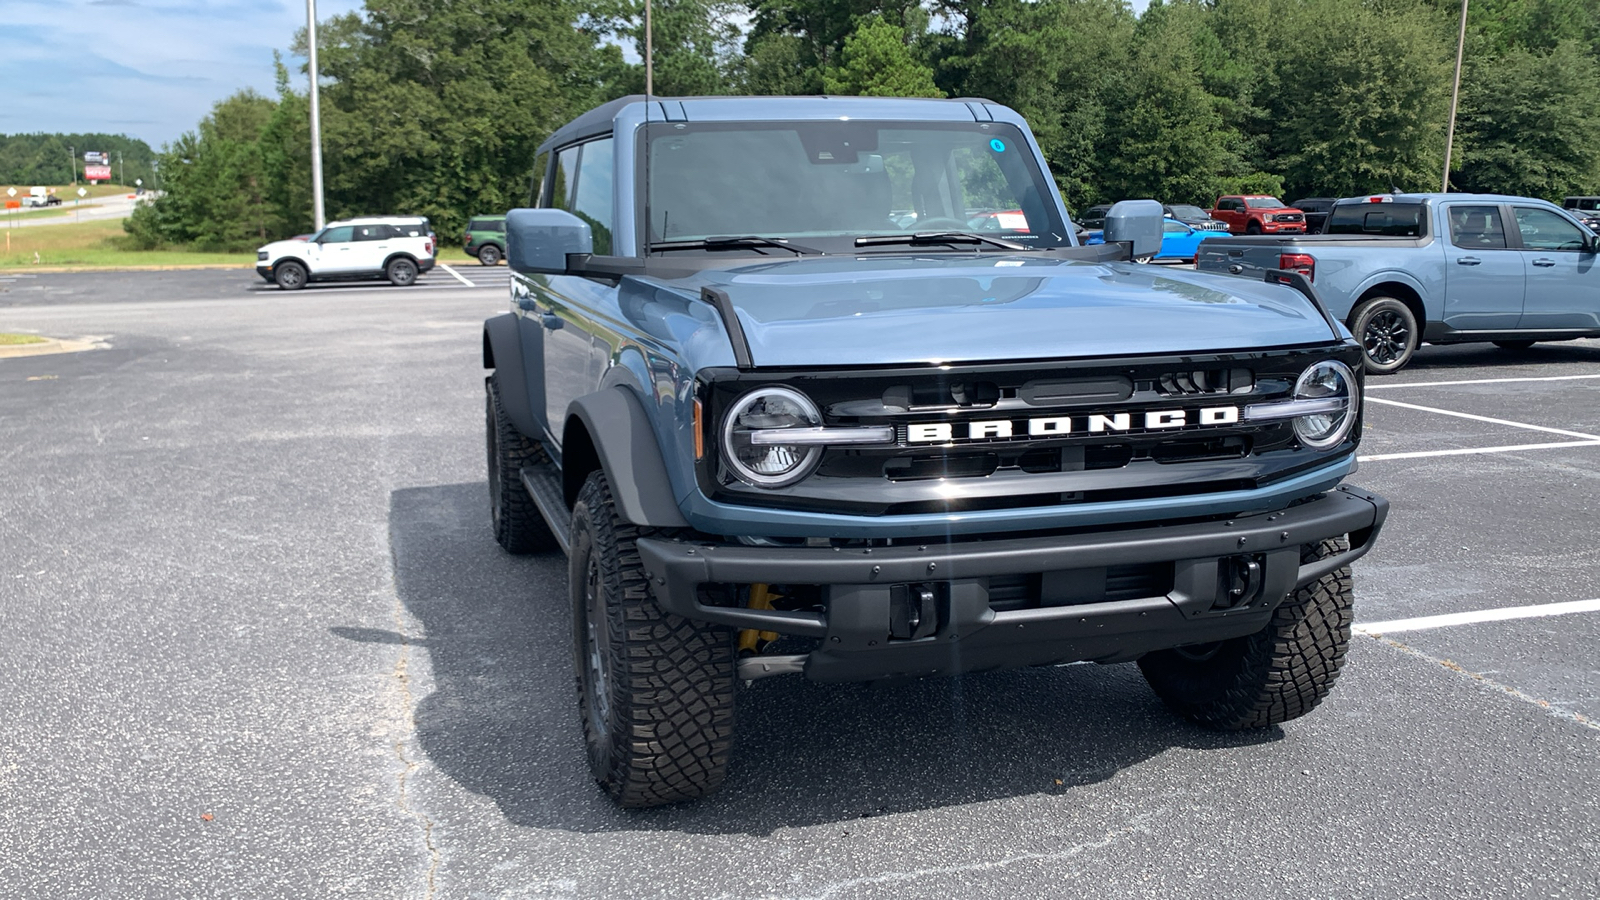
[463,215,506,265]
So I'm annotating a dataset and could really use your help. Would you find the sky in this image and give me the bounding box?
[0,0,363,148]
[3,0,1153,150]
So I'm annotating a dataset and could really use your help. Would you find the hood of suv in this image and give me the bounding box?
[693,255,1337,368]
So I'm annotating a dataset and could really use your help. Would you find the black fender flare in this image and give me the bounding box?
[272,257,310,275]
[564,387,689,529]
[381,252,420,271]
[482,314,540,439]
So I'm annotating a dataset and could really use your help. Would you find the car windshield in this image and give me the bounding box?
[644,121,1069,250]
[1169,205,1207,218]
[1245,197,1287,209]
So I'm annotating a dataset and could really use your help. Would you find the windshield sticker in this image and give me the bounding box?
[990,138,1006,153]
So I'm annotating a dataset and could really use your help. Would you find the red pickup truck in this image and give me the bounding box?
[1208,195,1307,235]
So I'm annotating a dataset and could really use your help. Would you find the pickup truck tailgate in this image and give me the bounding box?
[1196,236,1304,279]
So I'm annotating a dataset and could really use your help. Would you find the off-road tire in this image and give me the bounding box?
[1245,221,1262,235]
[570,471,736,808]
[486,377,556,554]
[386,257,419,286]
[274,261,307,291]
[477,244,502,266]
[1138,538,1354,730]
[1494,340,1536,350]
[1351,296,1419,375]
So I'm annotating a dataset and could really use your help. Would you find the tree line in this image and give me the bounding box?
[0,133,156,188]
[126,0,1600,251]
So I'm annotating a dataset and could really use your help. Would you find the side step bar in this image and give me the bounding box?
[520,462,572,556]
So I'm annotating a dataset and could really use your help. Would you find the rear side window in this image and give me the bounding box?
[1447,205,1508,249]
[353,224,389,241]
[468,218,502,231]
[1325,203,1425,237]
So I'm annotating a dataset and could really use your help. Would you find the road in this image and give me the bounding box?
[1,270,1597,898]
[0,192,141,228]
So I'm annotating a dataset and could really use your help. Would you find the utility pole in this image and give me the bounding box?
[68,146,76,186]
[306,0,327,230]
[118,150,124,186]
[1441,0,1468,193]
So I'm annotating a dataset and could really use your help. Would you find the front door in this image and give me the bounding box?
[1510,205,1600,329]
[314,225,361,274]
[1440,203,1524,331]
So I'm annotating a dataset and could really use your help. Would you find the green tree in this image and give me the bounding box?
[1454,39,1600,197]
[822,16,943,96]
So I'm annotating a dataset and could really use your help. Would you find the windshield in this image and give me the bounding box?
[644,121,1069,250]
[1245,197,1287,209]
[1169,205,1207,218]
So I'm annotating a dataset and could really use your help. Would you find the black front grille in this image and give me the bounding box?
[986,563,1175,611]
[1276,213,1304,223]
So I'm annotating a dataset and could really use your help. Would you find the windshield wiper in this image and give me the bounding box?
[855,232,1029,251]
[649,236,821,256]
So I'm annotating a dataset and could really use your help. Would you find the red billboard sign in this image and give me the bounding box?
[83,164,112,182]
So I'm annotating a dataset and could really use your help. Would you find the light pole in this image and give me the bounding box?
[307,0,327,230]
[1441,0,1468,193]
[68,146,76,186]
[118,150,124,187]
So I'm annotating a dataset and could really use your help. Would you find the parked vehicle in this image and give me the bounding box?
[256,216,436,289]
[482,94,1387,808]
[1564,196,1600,232]
[1163,204,1229,232]
[1289,198,1338,234]
[1083,218,1233,262]
[1197,193,1600,373]
[1209,195,1307,235]
[465,215,507,265]
[1079,203,1112,229]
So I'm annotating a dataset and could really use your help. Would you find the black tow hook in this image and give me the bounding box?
[1216,554,1266,610]
[889,583,940,640]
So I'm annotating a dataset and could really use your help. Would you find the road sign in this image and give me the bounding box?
[5,187,14,197]
[135,179,143,187]
[77,187,88,197]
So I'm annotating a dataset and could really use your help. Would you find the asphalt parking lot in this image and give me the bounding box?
[2,270,1597,898]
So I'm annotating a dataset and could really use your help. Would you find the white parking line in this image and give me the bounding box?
[1357,598,1600,635]
[1365,396,1600,441]
[1358,439,1600,462]
[438,263,475,287]
[1368,373,1600,390]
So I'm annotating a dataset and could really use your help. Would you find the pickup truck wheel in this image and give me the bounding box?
[1494,340,1536,350]
[486,377,557,554]
[274,261,307,291]
[1245,222,1262,235]
[386,257,418,286]
[477,244,501,266]
[1351,297,1418,374]
[570,471,736,808]
[1138,538,1353,730]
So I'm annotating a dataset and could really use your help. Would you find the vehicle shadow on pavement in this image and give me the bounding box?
[1400,341,1600,374]
[378,483,1281,836]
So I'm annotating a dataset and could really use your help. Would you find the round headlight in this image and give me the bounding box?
[721,387,823,487]
[1293,360,1359,450]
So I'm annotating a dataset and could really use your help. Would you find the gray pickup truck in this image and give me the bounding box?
[1197,193,1600,373]
[483,94,1388,807]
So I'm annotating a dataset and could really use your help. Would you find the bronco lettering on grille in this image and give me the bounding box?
[907,406,1241,443]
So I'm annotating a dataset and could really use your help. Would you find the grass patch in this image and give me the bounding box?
[0,333,47,345]
[0,219,254,269]
[1,206,74,222]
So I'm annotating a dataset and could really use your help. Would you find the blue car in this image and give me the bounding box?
[1086,218,1233,262]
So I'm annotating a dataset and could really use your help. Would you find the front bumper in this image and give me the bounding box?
[638,485,1386,682]
[1262,222,1305,233]
[255,265,272,278]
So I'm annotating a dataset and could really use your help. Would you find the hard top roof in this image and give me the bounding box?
[537,94,1005,155]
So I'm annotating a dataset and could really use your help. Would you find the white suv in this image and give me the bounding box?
[256,217,436,290]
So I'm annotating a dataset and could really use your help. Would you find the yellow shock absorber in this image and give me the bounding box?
[738,584,782,654]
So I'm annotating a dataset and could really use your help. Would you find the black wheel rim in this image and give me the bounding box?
[483,247,499,264]
[1363,310,1409,365]
[394,263,415,284]
[582,551,612,739]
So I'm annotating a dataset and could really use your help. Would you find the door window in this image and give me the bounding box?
[319,225,355,244]
[571,138,614,255]
[1513,207,1588,251]
[1447,206,1507,249]
[547,146,579,210]
[1162,220,1189,234]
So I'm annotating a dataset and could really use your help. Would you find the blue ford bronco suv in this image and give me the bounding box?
[481,95,1388,808]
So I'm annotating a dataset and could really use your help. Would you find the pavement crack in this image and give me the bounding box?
[1365,634,1599,732]
[390,582,441,898]
[754,811,1157,900]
